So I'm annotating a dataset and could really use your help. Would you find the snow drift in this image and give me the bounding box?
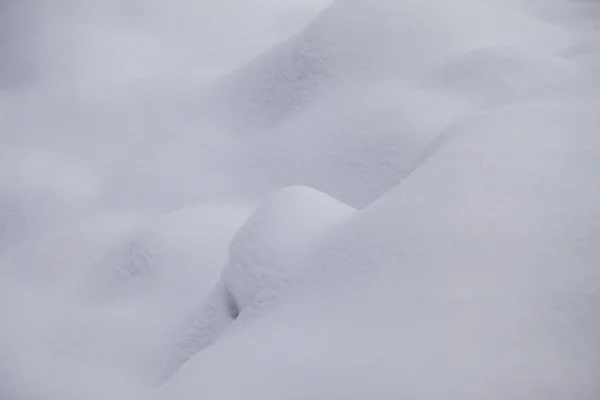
[160,1,600,399]
[1,0,599,399]
[161,99,600,400]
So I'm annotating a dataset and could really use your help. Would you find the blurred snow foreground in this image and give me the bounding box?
[1,0,599,399]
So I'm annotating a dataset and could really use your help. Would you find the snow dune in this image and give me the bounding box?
[1,0,599,399]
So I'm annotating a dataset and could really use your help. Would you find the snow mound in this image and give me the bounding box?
[2,0,599,399]
[220,0,574,127]
[251,87,471,207]
[223,185,355,313]
[161,97,600,400]
[208,0,582,207]
[157,186,354,381]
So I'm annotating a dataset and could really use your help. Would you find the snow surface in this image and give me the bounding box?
[1,0,599,399]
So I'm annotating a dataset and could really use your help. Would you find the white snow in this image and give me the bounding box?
[1,0,599,399]
[1,203,250,391]
[223,186,355,311]
[160,98,600,400]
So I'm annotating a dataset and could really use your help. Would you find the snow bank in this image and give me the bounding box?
[1,0,333,217]
[223,186,355,311]
[159,1,599,396]
[219,0,573,128]
[2,0,599,398]
[209,0,583,207]
[248,87,471,207]
[155,187,355,381]
[162,97,600,400]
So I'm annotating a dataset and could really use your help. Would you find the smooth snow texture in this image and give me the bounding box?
[161,98,600,400]
[209,0,583,206]
[1,203,249,393]
[219,0,574,127]
[0,0,333,88]
[223,186,355,311]
[159,187,355,381]
[1,0,599,399]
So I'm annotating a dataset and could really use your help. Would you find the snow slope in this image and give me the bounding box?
[162,99,600,400]
[1,0,599,399]
[159,1,600,399]
[209,0,585,207]
[1,203,249,396]
[157,187,355,382]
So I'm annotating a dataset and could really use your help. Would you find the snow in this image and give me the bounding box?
[218,0,574,128]
[160,98,600,400]
[1,203,249,391]
[1,0,599,399]
[223,186,355,311]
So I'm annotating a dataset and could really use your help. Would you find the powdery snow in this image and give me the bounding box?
[223,186,355,311]
[161,98,600,400]
[1,0,599,399]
